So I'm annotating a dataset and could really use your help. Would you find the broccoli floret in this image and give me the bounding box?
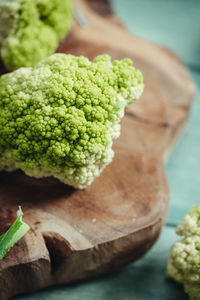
[167,205,200,300]
[0,0,73,70]
[0,54,144,188]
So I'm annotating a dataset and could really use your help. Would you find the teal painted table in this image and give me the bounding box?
[14,1,200,299]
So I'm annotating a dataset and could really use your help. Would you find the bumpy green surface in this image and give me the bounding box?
[167,206,200,300]
[0,0,73,70]
[0,53,144,188]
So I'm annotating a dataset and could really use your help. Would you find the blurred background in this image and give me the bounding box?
[111,0,200,67]
[15,0,199,299]
[110,0,200,223]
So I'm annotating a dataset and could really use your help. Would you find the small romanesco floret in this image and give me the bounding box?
[167,205,200,300]
[0,0,73,70]
[0,54,144,188]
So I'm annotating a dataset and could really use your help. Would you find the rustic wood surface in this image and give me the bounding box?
[0,0,195,299]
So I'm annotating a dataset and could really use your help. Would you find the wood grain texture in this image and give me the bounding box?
[0,148,168,299]
[0,0,195,299]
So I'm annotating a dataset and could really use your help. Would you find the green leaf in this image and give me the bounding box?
[0,206,30,260]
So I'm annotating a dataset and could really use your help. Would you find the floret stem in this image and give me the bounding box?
[0,206,30,260]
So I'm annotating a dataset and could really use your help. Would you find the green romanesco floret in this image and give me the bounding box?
[0,53,144,188]
[167,205,200,300]
[0,0,73,70]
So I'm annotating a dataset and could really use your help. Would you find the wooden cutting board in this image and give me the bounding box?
[0,0,195,299]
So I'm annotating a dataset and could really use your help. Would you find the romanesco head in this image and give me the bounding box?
[167,205,200,300]
[0,0,73,70]
[0,54,144,188]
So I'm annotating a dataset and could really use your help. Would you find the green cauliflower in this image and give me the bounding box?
[167,205,200,300]
[0,0,73,70]
[0,54,144,188]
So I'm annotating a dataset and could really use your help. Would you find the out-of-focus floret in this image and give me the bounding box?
[167,205,200,300]
[0,0,73,70]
